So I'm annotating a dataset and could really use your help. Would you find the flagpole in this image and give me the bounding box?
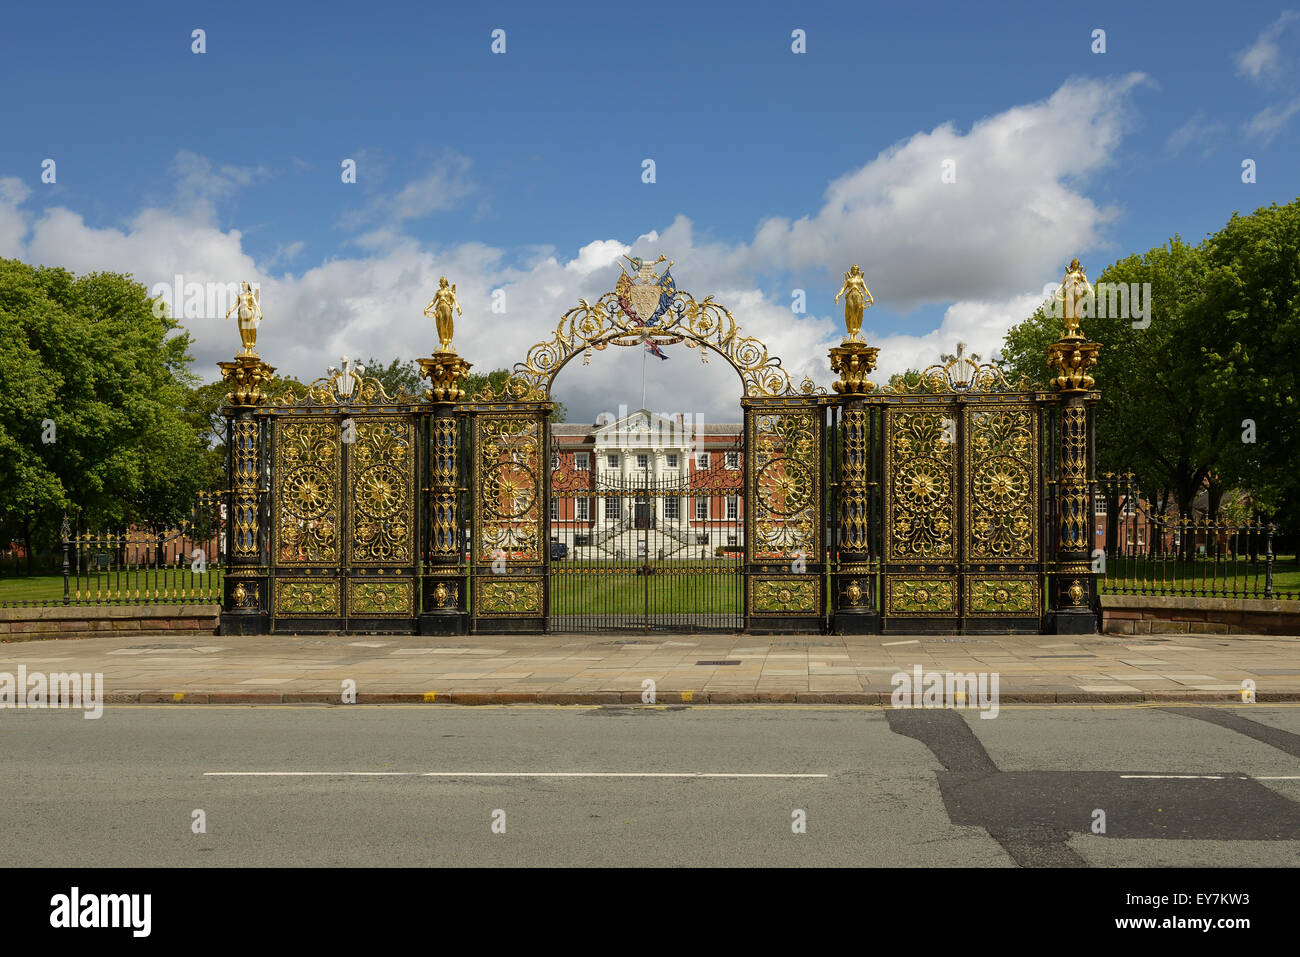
[641,340,647,411]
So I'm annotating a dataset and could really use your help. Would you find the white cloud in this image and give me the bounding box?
[1166,112,1225,156]
[0,75,1142,421]
[1244,96,1300,144]
[337,152,475,230]
[746,74,1147,311]
[1235,11,1299,81]
[0,177,31,258]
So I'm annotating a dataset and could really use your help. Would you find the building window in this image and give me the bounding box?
[607,453,619,468]
[1094,495,1107,516]
[725,452,739,470]
[695,534,710,545]
[726,534,737,546]
[696,452,710,470]
[551,451,559,471]
[667,453,679,468]
[664,497,679,519]
[575,452,589,471]
[574,534,590,547]
[726,496,739,520]
[576,498,590,521]
[550,499,558,521]
[636,453,648,469]
[606,497,622,520]
[695,498,709,520]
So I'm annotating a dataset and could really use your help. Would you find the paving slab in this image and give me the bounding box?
[0,629,1295,705]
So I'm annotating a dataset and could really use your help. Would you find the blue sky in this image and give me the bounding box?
[2,1,1298,420]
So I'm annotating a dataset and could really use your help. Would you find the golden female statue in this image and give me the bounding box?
[1054,258,1093,338]
[424,276,464,352]
[224,281,262,356]
[834,264,873,342]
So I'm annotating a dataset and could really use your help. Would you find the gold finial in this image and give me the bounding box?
[834,264,873,343]
[224,281,262,356]
[1054,258,1093,339]
[424,276,464,353]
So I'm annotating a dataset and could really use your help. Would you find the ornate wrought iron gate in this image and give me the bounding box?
[262,373,423,633]
[217,255,1102,637]
[878,384,1048,633]
[548,472,745,633]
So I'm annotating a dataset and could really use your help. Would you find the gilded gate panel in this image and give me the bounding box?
[965,406,1037,563]
[275,419,341,565]
[749,409,819,560]
[747,404,823,619]
[885,410,957,561]
[348,417,415,565]
[474,414,543,562]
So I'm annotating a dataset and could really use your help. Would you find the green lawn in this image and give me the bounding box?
[0,570,223,605]
[1099,554,1300,597]
[550,559,744,615]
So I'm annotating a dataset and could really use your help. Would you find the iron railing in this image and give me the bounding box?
[0,493,226,608]
[1097,475,1287,600]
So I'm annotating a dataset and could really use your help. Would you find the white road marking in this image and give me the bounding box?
[881,640,920,646]
[205,771,829,779]
[1121,774,1226,780]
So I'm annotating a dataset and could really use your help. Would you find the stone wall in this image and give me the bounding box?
[1101,594,1300,636]
[0,604,220,641]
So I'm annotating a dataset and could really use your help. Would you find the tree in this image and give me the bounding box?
[362,356,423,398]
[0,260,211,565]
[1001,200,1300,558]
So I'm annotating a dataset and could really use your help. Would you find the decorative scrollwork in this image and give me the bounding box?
[967,409,1036,560]
[349,419,414,564]
[471,268,825,400]
[275,420,340,564]
[884,343,1037,395]
[886,412,956,560]
[476,415,543,561]
[273,368,422,407]
[750,410,819,559]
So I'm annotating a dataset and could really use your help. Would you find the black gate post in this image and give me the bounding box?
[418,352,473,634]
[216,354,276,635]
[829,341,881,633]
[1046,266,1102,634]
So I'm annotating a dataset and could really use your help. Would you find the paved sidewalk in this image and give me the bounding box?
[1,629,1297,704]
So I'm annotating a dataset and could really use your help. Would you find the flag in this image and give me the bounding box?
[645,340,669,361]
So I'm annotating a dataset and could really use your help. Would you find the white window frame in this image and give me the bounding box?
[574,452,589,471]
[664,497,679,520]
[550,498,558,521]
[726,496,739,520]
[605,497,622,520]
[576,498,590,521]
[636,453,648,469]
[724,452,739,470]
[607,453,619,468]
[667,453,679,469]
[696,452,710,470]
[551,452,559,471]
[695,497,709,520]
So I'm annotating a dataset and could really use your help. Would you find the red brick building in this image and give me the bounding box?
[549,408,743,558]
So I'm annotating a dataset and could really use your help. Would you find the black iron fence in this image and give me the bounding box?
[1097,475,1288,600]
[0,493,226,608]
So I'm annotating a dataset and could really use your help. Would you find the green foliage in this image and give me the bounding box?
[362,356,423,398]
[0,260,211,560]
[1000,198,1300,534]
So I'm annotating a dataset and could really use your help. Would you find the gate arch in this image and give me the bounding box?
[463,260,831,634]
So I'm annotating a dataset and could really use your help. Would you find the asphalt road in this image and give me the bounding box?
[2,704,1299,867]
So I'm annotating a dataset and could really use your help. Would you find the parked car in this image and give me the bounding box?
[550,542,568,560]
